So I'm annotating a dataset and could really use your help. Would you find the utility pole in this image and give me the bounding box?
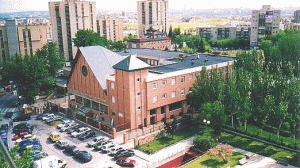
[0,139,17,168]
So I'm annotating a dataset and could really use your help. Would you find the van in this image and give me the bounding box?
[49,132,61,142]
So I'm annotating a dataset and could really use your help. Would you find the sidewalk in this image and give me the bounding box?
[233,148,297,168]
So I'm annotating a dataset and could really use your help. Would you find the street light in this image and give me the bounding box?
[203,119,210,132]
[18,96,21,114]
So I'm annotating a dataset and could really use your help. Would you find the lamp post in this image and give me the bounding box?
[18,96,21,114]
[203,119,210,132]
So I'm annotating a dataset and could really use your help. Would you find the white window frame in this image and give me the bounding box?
[137,78,141,83]
[162,93,167,99]
[153,82,157,90]
[153,96,158,103]
[181,89,185,95]
[181,76,185,83]
[189,74,193,80]
[162,80,167,86]
[171,91,176,98]
[111,96,115,103]
[137,92,141,97]
[172,78,176,85]
[110,82,114,90]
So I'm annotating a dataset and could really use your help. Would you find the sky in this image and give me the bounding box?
[0,0,300,13]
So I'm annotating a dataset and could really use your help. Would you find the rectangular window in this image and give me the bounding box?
[172,78,176,85]
[169,101,182,111]
[150,109,156,115]
[112,111,115,116]
[161,106,166,114]
[119,113,123,117]
[189,74,193,80]
[110,82,114,90]
[172,91,176,98]
[137,106,141,110]
[111,96,115,103]
[153,82,157,89]
[181,89,185,95]
[137,92,141,97]
[137,78,141,82]
[181,76,185,83]
[162,93,167,99]
[162,80,167,86]
[153,96,158,103]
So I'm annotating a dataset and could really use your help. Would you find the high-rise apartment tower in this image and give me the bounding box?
[250,5,280,47]
[137,0,168,37]
[49,0,96,62]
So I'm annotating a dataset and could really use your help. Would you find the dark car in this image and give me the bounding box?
[19,139,41,152]
[12,115,31,122]
[74,151,92,162]
[114,150,135,160]
[33,152,48,161]
[19,144,42,153]
[0,124,8,134]
[66,125,83,134]
[12,101,18,107]
[55,140,68,149]
[1,134,8,149]
[36,113,49,120]
[116,157,136,167]
[13,123,33,134]
[78,130,95,140]
[4,112,13,118]
[64,145,79,155]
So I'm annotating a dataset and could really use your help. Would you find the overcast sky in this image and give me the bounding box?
[0,0,300,13]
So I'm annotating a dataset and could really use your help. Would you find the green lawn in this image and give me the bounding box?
[183,152,245,168]
[220,132,297,164]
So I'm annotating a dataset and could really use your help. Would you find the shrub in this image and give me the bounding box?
[193,134,216,151]
[208,145,234,163]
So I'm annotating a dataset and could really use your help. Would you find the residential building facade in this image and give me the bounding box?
[96,16,124,42]
[250,5,281,47]
[48,0,97,62]
[0,20,51,63]
[67,46,234,139]
[137,0,168,37]
[294,10,300,23]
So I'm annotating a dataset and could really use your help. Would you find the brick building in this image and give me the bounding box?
[67,46,234,139]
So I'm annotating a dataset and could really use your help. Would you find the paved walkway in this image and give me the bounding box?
[233,148,297,168]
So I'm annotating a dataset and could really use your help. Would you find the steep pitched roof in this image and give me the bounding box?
[113,55,150,71]
[79,46,125,90]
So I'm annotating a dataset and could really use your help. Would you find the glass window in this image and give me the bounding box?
[111,96,115,103]
[137,92,141,97]
[161,106,166,114]
[181,89,185,95]
[172,78,176,85]
[162,93,167,99]
[181,76,185,83]
[153,96,158,103]
[189,74,193,80]
[153,82,157,89]
[162,80,167,86]
[137,106,141,110]
[150,109,156,115]
[119,113,123,117]
[112,111,115,116]
[110,82,114,90]
[137,78,141,82]
[169,101,182,111]
[172,91,176,98]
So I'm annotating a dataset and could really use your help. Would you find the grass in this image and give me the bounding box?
[229,124,300,149]
[183,152,245,168]
[136,125,211,154]
[220,132,297,165]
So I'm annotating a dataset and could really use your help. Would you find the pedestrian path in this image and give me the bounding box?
[233,148,297,168]
[0,107,17,114]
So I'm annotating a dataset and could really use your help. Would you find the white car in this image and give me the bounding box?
[70,127,90,137]
[108,145,125,155]
[16,134,37,143]
[100,143,115,153]
[60,123,78,132]
[57,120,74,129]
[42,114,55,121]
[94,136,110,142]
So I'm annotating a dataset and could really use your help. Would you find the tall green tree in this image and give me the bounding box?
[73,29,109,47]
[202,101,226,134]
[35,42,65,77]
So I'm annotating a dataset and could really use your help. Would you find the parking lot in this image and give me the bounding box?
[3,115,148,168]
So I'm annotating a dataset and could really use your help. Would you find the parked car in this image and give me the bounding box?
[13,122,33,134]
[4,112,13,118]
[87,139,112,148]
[19,143,42,153]
[49,132,61,142]
[11,101,18,107]
[32,152,48,161]
[116,157,136,167]
[114,150,135,160]
[12,131,29,140]
[66,125,83,134]
[57,119,73,129]
[74,151,92,162]
[16,134,37,143]
[101,143,116,153]
[60,123,78,132]
[42,114,55,121]
[36,113,49,120]
[55,140,68,149]
[71,127,90,137]
[0,90,6,96]
[94,140,113,151]
[78,130,95,140]
[0,124,8,134]
[12,115,31,122]
[93,136,110,142]
[64,145,79,155]
[109,146,126,156]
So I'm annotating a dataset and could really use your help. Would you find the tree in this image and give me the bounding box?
[109,41,126,51]
[208,145,233,163]
[164,118,177,139]
[35,42,65,77]
[168,25,173,38]
[73,29,109,47]
[0,144,34,168]
[193,134,216,151]
[202,101,226,135]
[123,34,138,41]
